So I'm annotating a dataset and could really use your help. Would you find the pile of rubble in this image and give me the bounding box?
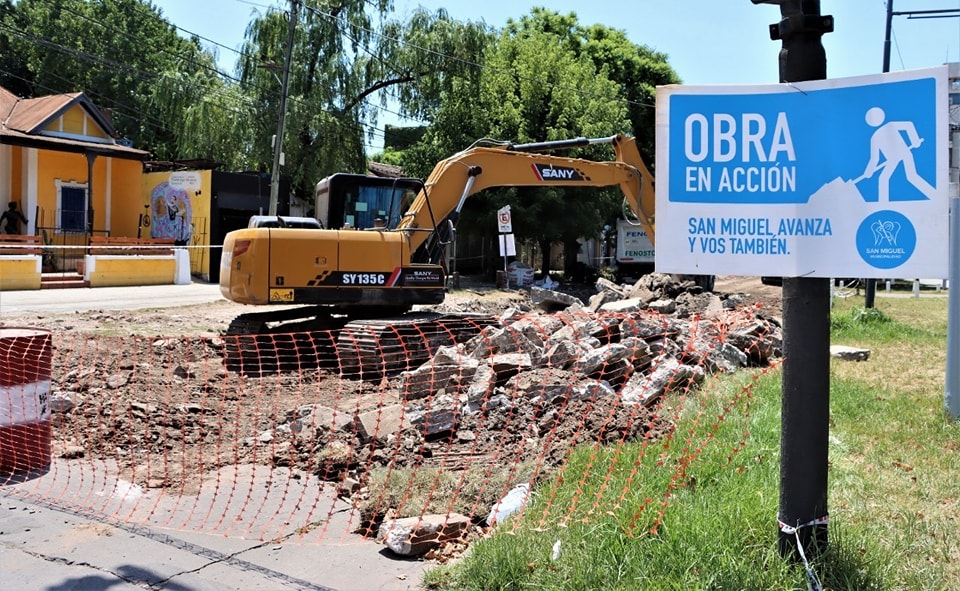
[284,274,784,555]
[42,273,783,557]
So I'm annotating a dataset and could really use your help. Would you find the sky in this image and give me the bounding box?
[152,0,960,149]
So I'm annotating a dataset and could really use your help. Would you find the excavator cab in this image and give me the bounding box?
[314,173,422,230]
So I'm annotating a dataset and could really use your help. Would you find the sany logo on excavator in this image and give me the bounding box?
[532,164,585,181]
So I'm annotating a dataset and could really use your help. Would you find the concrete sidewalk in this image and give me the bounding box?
[1,466,428,591]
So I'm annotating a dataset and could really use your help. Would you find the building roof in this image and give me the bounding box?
[367,161,404,178]
[0,85,149,160]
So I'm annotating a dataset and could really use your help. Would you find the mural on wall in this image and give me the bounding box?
[150,172,200,244]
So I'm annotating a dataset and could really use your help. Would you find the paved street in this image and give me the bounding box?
[0,281,226,316]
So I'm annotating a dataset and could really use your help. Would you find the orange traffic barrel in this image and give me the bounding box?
[0,328,52,475]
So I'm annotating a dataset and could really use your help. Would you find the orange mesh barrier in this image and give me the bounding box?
[88,236,177,255]
[0,235,43,255]
[0,305,781,553]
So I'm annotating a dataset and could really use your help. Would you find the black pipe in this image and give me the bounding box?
[760,0,833,561]
[508,137,591,152]
[867,0,896,309]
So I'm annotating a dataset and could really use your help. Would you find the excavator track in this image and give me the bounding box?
[335,313,498,379]
[223,307,343,376]
[223,308,497,379]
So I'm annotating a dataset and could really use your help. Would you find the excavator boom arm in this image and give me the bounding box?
[396,134,656,253]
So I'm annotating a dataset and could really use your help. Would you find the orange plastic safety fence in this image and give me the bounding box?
[1,303,782,554]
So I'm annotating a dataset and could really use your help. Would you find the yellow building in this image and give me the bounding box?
[3,86,288,286]
[1,85,149,270]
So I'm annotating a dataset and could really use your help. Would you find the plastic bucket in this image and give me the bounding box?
[0,328,52,475]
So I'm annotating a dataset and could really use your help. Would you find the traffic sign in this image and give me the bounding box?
[655,66,949,278]
[497,205,513,233]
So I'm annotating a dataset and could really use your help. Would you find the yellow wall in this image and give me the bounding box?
[36,151,93,229]
[34,151,145,236]
[43,105,107,139]
[0,257,42,290]
[110,159,148,238]
[58,105,84,135]
[86,257,175,287]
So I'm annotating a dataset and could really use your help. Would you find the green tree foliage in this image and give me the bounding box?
[237,3,489,199]
[403,8,676,276]
[0,0,229,160]
[505,7,679,164]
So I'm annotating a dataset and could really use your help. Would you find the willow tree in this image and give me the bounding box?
[238,2,490,200]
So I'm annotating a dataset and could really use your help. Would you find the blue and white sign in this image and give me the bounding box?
[655,66,949,278]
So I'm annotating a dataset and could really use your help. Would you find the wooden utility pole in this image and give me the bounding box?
[269,0,298,216]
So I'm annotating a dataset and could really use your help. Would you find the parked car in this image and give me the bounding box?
[247,215,322,229]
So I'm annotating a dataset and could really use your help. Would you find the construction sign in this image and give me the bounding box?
[654,66,948,278]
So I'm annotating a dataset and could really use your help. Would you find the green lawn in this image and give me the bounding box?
[425,292,960,590]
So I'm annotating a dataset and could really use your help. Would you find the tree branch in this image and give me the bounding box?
[340,73,419,112]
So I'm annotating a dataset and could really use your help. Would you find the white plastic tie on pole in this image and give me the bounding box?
[778,515,827,591]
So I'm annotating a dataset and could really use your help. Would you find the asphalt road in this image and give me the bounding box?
[0,281,226,316]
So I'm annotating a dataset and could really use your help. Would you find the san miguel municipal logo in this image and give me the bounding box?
[532,164,585,181]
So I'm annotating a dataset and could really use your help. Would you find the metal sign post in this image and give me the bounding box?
[947,155,960,420]
[497,206,515,289]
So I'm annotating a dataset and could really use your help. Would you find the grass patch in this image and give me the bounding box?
[426,292,959,590]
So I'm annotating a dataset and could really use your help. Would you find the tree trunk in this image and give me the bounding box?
[539,238,552,277]
[563,239,580,281]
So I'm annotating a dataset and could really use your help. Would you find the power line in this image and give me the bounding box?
[0,20,258,119]
[113,1,406,136]
[50,0,242,86]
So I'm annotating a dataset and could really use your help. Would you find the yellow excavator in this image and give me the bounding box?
[219,134,659,375]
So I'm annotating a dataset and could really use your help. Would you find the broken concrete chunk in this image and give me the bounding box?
[568,379,617,403]
[595,277,628,298]
[400,363,479,401]
[574,343,630,376]
[355,404,406,443]
[380,513,472,556]
[619,316,673,341]
[462,364,497,403]
[647,299,677,315]
[710,342,749,373]
[503,368,580,402]
[407,405,460,438]
[830,345,871,362]
[619,337,652,367]
[490,352,534,380]
[598,297,645,314]
[620,357,704,406]
[431,345,469,366]
[465,325,544,360]
[575,316,621,342]
[530,286,585,311]
[544,324,577,346]
[544,340,583,370]
[291,404,354,434]
[508,315,564,347]
[587,290,625,313]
